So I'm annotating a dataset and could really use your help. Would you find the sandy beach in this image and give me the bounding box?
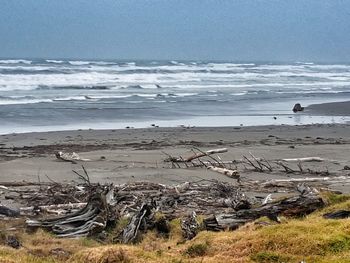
[1,99,350,219]
[1,120,350,194]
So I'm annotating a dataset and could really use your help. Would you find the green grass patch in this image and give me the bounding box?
[251,251,291,263]
[322,192,350,205]
[325,235,350,253]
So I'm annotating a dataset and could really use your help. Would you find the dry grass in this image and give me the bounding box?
[1,193,350,262]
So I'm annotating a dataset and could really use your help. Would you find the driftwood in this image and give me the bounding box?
[0,206,20,217]
[55,151,91,164]
[281,157,324,162]
[242,153,272,172]
[0,181,52,187]
[262,176,345,184]
[26,188,112,237]
[164,148,227,163]
[204,185,324,231]
[323,210,350,219]
[24,180,255,240]
[207,166,239,179]
[181,211,199,240]
[20,202,87,215]
[19,176,326,242]
[118,203,153,244]
[275,161,330,176]
[184,148,228,162]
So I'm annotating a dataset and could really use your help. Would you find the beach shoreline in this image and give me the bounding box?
[1,100,350,135]
[1,99,350,204]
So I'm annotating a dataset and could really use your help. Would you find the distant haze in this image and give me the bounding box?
[1,0,350,62]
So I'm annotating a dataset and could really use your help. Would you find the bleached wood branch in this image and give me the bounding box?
[164,148,228,163]
[21,202,87,215]
[262,176,349,184]
[185,148,228,162]
[281,157,324,162]
[55,151,91,163]
[207,166,239,179]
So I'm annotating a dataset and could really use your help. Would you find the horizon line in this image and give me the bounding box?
[1,56,350,64]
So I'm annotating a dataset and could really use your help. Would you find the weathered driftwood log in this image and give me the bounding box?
[282,157,324,162]
[323,210,350,219]
[0,206,20,217]
[26,188,112,237]
[207,166,239,179]
[204,186,324,231]
[55,151,91,164]
[0,181,52,187]
[262,176,348,185]
[118,203,153,244]
[20,202,87,215]
[181,211,199,240]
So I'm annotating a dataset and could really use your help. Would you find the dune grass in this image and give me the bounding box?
[1,192,350,262]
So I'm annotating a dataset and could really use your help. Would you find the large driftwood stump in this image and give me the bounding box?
[181,211,199,240]
[204,187,324,231]
[26,188,112,237]
[118,204,153,244]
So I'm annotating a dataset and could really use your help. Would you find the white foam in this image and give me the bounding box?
[68,61,91,66]
[46,60,64,64]
[0,98,52,105]
[52,96,88,101]
[0,59,32,64]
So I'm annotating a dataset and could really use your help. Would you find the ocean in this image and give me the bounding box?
[1,59,350,134]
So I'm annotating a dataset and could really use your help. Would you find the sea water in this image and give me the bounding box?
[1,59,350,133]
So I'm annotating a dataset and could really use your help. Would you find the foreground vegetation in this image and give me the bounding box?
[1,192,350,263]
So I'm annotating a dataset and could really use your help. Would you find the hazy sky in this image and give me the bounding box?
[1,0,350,62]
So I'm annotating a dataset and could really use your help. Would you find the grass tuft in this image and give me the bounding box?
[325,235,350,253]
[184,241,209,257]
[250,251,291,263]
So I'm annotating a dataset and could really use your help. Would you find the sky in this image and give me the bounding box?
[0,0,350,62]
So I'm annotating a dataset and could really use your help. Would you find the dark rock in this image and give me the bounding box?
[293,103,304,113]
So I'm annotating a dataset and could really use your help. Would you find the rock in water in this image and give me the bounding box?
[293,103,304,113]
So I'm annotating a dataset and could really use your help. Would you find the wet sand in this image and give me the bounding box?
[306,100,350,115]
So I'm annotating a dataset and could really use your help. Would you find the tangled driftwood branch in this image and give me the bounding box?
[164,148,228,163]
[204,185,323,231]
[27,186,113,237]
